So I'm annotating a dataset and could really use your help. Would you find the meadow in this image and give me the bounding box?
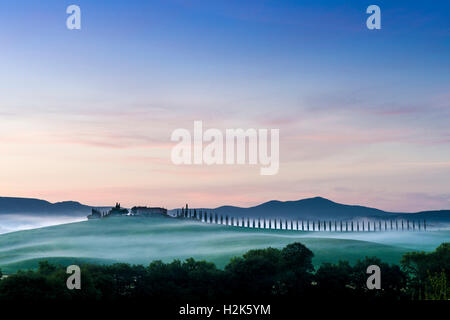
[0,216,448,274]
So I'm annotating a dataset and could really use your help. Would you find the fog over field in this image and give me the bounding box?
[0,214,86,234]
[0,216,448,274]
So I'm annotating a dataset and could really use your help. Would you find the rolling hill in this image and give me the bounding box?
[1,216,447,274]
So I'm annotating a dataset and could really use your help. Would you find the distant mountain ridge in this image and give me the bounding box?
[212,197,391,220]
[1,196,450,222]
[171,197,450,222]
[0,197,91,216]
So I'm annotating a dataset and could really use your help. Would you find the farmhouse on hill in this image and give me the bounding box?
[130,206,168,217]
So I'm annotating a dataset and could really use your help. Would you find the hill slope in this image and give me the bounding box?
[1,216,448,274]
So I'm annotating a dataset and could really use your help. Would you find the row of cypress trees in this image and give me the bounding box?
[176,207,426,232]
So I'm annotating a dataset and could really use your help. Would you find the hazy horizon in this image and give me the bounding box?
[2,194,450,213]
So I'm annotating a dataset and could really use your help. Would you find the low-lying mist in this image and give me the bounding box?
[0,214,86,234]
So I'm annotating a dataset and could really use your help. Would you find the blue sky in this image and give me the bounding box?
[0,0,449,211]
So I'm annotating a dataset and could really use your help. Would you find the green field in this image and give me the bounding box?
[0,216,448,274]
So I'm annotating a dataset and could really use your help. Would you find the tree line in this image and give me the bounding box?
[0,242,448,302]
[178,208,427,232]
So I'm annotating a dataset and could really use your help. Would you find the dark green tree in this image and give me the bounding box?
[401,242,449,299]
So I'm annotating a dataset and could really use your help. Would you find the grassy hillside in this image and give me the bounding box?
[0,216,448,274]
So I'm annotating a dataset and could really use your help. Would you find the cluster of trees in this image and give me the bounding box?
[0,242,448,302]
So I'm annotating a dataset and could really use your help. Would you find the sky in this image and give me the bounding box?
[0,0,449,212]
